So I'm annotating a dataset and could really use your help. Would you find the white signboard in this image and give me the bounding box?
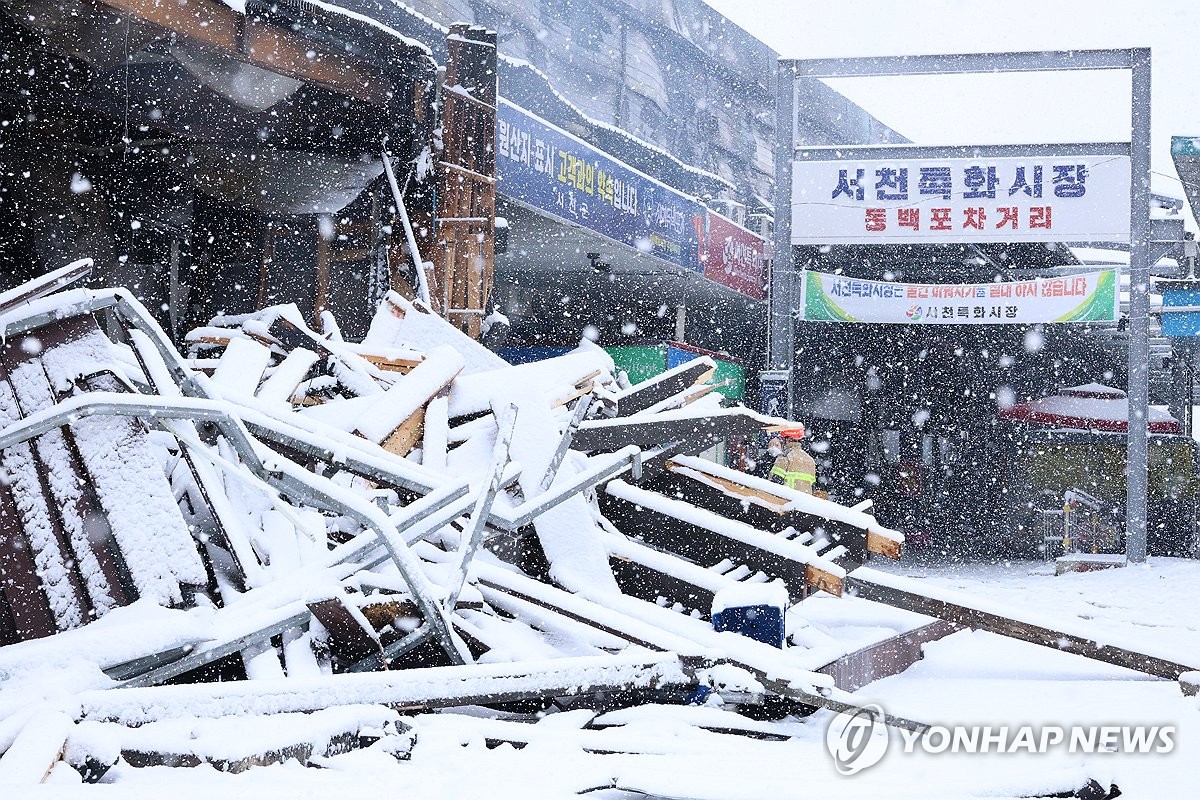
[791,154,1130,244]
[803,270,1118,324]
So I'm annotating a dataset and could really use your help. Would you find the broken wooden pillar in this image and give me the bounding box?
[432,24,498,339]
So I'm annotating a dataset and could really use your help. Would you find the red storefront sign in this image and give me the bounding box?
[700,212,765,300]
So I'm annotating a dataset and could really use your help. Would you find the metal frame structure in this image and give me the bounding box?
[772,48,1153,562]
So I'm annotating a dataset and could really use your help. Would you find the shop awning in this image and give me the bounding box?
[999,383,1183,434]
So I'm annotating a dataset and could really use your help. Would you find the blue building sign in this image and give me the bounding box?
[1159,280,1200,338]
[497,99,702,270]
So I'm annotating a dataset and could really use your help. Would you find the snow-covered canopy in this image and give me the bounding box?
[1000,385,1182,434]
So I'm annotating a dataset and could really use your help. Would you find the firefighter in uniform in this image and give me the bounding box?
[769,427,817,494]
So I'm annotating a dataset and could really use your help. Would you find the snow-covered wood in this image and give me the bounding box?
[847,566,1199,679]
[352,343,463,445]
[2,271,1150,792]
[210,337,272,398]
[0,710,73,785]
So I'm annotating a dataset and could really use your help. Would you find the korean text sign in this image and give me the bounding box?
[791,154,1131,244]
[804,270,1119,324]
[497,100,701,271]
[700,212,766,300]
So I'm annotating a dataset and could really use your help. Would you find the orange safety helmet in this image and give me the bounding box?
[778,426,806,440]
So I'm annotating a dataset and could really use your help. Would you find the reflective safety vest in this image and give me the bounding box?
[770,464,815,490]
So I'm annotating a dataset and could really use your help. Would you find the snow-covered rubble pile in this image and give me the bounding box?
[0,272,908,789]
[3,269,1191,798]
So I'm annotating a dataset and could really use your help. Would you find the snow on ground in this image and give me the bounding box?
[13,556,1195,798]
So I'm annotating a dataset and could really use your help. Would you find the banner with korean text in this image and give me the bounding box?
[497,99,702,271]
[803,271,1119,324]
[700,212,765,300]
[791,154,1130,244]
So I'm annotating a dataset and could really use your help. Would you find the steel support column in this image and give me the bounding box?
[1126,47,1153,563]
[769,61,797,417]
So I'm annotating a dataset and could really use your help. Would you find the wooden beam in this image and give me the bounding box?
[662,461,898,564]
[306,597,385,670]
[817,621,960,692]
[93,0,394,105]
[613,359,715,417]
[0,473,58,643]
[574,411,767,454]
[314,234,331,331]
[432,25,496,339]
[666,461,789,511]
[804,564,843,597]
[0,711,73,785]
[600,486,843,603]
[847,568,1198,680]
[359,353,422,374]
[866,530,902,560]
[381,407,425,459]
[552,380,598,410]
[84,653,693,720]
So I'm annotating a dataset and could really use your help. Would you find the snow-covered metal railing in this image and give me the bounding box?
[0,287,203,397]
[0,393,467,667]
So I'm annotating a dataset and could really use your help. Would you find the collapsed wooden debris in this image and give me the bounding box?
[0,272,1192,787]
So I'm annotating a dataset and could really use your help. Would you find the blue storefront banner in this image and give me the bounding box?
[497,100,702,271]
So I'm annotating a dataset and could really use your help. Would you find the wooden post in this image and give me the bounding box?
[314,230,331,332]
[433,25,497,339]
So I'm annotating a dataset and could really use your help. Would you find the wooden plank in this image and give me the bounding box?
[609,556,715,615]
[817,621,960,692]
[83,653,692,721]
[352,347,461,444]
[613,359,715,417]
[475,564,927,733]
[804,564,843,597]
[0,321,118,625]
[434,25,496,341]
[0,469,56,643]
[307,597,385,670]
[314,234,331,331]
[360,353,422,374]
[381,407,425,459]
[574,369,603,389]
[552,380,596,410]
[867,530,902,560]
[675,379,730,408]
[0,710,73,785]
[0,260,92,317]
[210,337,272,397]
[73,363,208,605]
[846,568,1198,679]
[599,487,841,602]
[265,316,333,358]
[659,465,881,564]
[93,0,396,105]
[440,162,497,183]
[256,348,320,404]
[121,729,360,773]
[187,334,235,347]
[666,461,789,511]
[574,411,767,455]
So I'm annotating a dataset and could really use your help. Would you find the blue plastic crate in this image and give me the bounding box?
[712,604,784,648]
